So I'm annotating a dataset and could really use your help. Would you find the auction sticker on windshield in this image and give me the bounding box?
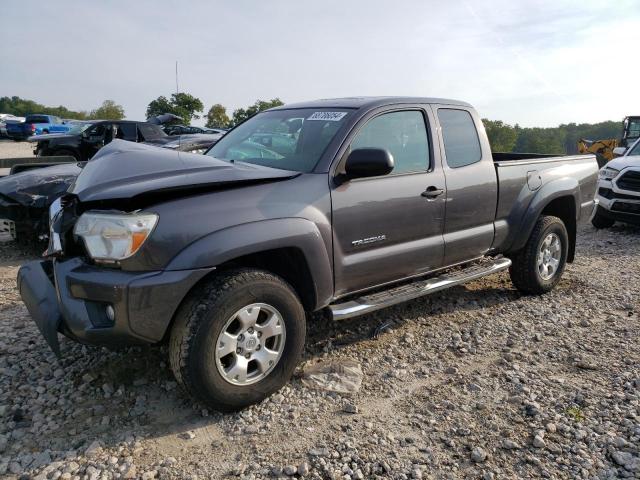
[307,112,348,121]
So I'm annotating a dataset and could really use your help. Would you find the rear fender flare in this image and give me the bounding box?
[166,218,333,309]
[509,177,580,253]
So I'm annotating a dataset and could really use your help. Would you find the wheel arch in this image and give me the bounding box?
[165,218,334,311]
[509,178,580,262]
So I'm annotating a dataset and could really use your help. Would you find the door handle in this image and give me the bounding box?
[421,186,444,198]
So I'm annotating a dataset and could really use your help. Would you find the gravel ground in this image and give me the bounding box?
[0,223,639,479]
[0,140,35,159]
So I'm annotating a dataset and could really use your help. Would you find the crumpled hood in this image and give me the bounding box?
[70,139,298,203]
[0,163,82,207]
[606,152,640,171]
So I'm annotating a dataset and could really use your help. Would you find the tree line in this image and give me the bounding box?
[482,119,622,154]
[1,95,624,154]
[145,94,284,128]
[0,96,125,121]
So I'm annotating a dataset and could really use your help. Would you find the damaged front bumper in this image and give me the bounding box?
[17,257,213,355]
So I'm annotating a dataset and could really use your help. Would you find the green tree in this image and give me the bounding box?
[482,119,518,152]
[89,100,125,120]
[514,127,566,154]
[145,92,204,124]
[205,103,230,128]
[231,98,284,126]
[0,96,88,119]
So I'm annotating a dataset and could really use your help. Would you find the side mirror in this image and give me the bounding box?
[612,147,627,158]
[344,148,394,180]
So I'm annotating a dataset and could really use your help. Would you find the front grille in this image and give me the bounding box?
[599,188,640,200]
[611,202,640,214]
[616,170,640,192]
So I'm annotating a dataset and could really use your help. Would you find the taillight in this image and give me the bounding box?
[29,124,35,132]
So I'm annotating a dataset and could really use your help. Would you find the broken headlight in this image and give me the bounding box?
[74,212,158,262]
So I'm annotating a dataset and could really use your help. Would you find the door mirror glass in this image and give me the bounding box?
[344,148,394,179]
[612,146,627,157]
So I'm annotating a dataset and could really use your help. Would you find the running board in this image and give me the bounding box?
[329,257,512,321]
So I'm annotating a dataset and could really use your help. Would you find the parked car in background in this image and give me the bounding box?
[5,114,72,140]
[163,125,227,136]
[0,133,223,243]
[0,114,25,137]
[163,124,210,135]
[592,137,640,228]
[17,97,598,411]
[32,120,169,161]
[153,133,223,154]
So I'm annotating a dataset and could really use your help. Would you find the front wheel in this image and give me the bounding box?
[169,269,306,411]
[509,215,568,295]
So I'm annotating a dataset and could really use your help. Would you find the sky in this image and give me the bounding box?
[1,0,639,127]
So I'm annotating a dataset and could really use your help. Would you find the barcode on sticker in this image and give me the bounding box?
[307,111,347,121]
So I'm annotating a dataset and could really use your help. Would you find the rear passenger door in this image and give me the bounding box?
[331,107,446,296]
[116,122,138,142]
[433,106,497,265]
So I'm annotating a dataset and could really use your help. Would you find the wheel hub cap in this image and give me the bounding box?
[215,303,286,386]
[537,233,561,280]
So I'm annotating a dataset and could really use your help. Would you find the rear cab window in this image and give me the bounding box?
[25,115,50,124]
[438,109,482,168]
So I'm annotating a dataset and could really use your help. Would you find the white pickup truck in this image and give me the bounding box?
[592,137,640,228]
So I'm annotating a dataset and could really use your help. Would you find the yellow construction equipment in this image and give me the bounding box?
[577,116,640,167]
[577,138,618,167]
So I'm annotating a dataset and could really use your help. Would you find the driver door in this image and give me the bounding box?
[82,123,108,159]
[331,108,446,296]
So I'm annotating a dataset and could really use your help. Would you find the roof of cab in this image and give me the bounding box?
[271,96,473,110]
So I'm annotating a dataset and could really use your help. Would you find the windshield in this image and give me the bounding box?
[629,139,640,156]
[206,108,352,172]
[67,123,93,135]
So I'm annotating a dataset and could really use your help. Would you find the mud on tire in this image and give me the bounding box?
[169,268,306,412]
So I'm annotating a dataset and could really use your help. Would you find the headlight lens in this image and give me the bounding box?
[599,167,619,180]
[74,212,158,262]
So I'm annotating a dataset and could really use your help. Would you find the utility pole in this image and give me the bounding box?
[175,61,179,95]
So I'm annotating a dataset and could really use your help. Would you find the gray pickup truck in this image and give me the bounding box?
[18,97,598,411]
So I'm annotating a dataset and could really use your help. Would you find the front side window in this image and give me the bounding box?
[87,124,105,138]
[350,110,430,174]
[207,108,352,172]
[438,109,482,168]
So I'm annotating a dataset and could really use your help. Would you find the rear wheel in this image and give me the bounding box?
[169,269,306,411]
[591,209,615,229]
[509,215,568,294]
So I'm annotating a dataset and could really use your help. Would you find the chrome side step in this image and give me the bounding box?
[329,257,512,321]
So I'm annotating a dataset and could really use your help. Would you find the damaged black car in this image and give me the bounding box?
[0,134,223,244]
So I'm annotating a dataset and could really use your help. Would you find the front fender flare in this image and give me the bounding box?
[166,218,333,309]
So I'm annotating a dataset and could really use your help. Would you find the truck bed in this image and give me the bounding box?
[491,152,599,255]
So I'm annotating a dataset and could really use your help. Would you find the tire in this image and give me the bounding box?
[509,215,568,295]
[169,269,306,411]
[591,209,615,229]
